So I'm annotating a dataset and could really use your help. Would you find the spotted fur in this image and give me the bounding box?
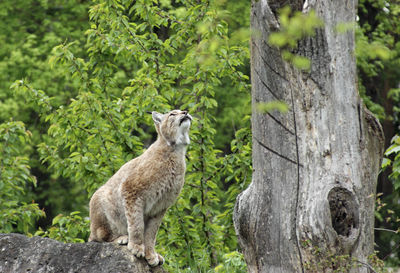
[88,110,192,267]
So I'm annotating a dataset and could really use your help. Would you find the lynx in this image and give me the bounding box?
[88,109,192,267]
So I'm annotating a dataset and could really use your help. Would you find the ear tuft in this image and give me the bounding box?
[152,111,163,124]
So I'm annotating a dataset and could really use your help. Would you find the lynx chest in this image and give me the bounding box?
[144,171,185,217]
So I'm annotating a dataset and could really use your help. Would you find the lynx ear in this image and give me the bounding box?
[152,111,163,125]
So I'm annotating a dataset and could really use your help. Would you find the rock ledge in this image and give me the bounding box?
[0,233,167,273]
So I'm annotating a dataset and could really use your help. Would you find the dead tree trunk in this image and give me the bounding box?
[233,0,384,272]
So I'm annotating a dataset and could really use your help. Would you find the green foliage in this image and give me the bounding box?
[0,121,45,234]
[384,135,400,189]
[214,251,247,273]
[35,211,90,243]
[357,0,400,121]
[8,0,251,271]
[356,0,399,79]
[0,0,91,227]
[256,101,289,114]
[381,136,400,246]
[268,6,324,70]
[301,240,386,273]
[356,0,400,267]
[358,80,386,121]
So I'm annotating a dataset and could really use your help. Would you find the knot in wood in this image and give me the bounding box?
[328,187,359,237]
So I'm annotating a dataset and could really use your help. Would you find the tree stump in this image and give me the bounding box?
[233,0,384,272]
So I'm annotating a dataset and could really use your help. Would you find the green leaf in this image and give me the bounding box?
[381,158,392,169]
[256,101,289,113]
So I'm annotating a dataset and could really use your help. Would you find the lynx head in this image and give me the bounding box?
[152,110,192,147]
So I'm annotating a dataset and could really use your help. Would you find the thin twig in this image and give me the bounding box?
[374,227,398,234]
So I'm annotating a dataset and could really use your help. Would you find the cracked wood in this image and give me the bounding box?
[233,0,384,272]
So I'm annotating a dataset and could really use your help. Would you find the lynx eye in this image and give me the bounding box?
[170,113,177,116]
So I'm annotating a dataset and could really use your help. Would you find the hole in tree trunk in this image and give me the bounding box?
[328,187,359,237]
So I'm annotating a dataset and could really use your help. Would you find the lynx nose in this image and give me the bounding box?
[182,110,188,115]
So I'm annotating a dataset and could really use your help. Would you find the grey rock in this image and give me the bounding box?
[0,233,167,273]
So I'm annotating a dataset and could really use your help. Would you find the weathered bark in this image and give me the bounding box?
[0,233,167,273]
[233,0,384,272]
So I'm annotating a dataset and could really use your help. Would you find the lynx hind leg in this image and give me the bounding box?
[89,193,113,242]
[114,235,128,245]
[91,226,113,242]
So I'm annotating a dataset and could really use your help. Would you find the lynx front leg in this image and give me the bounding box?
[124,197,145,258]
[144,210,166,267]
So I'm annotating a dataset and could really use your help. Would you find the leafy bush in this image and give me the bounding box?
[0,121,44,234]
[35,211,90,243]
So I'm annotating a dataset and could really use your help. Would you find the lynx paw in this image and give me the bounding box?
[128,242,145,258]
[157,254,165,265]
[115,235,128,245]
[145,253,164,267]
